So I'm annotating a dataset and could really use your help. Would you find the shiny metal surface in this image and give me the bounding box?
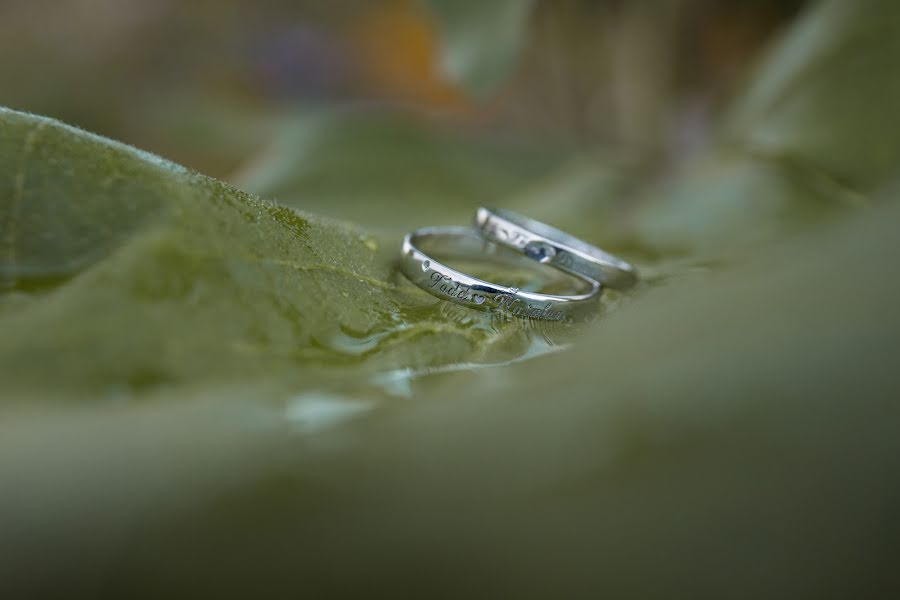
[475,207,637,289]
[400,226,601,322]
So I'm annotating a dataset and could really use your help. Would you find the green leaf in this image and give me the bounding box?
[4,155,900,599]
[0,107,583,399]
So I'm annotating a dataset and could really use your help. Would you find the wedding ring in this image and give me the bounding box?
[400,226,600,322]
[474,207,637,289]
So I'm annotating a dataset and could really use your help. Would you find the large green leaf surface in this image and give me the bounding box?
[0,108,593,400]
[3,179,899,597]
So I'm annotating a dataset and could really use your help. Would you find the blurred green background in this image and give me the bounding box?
[2,0,899,597]
[1,0,803,177]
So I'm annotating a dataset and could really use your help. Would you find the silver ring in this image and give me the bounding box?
[400,226,600,322]
[474,207,637,289]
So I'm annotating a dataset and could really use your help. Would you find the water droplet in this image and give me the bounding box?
[359,235,378,252]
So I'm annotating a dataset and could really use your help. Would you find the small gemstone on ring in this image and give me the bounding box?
[421,260,430,271]
[524,241,556,262]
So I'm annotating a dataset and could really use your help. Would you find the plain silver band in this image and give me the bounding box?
[400,227,601,322]
[474,207,637,289]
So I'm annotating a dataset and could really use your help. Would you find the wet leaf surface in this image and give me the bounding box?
[0,108,590,400]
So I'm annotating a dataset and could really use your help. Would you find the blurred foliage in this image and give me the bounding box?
[234,109,568,233]
[2,0,900,597]
[728,0,900,187]
[632,0,900,255]
[0,0,806,176]
[423,0,536,97]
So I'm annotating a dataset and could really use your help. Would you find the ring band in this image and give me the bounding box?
[400,226,600,322]
[475,207,637,289]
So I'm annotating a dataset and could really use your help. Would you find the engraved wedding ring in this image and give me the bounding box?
[401,227,600,322]
[400,208,636,321]
[475,207,637,289]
